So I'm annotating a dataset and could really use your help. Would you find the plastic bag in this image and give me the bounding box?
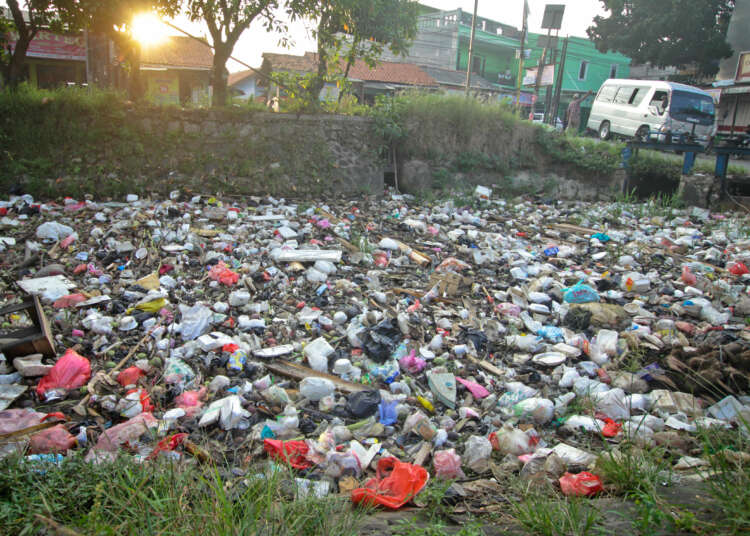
[456,377,490,399]
[433,449,465,480]
[36,221,74,241]
[490,425,534,455]
[559,472,604,497]
[562,280,600,304]
[299,377,335,402]
[463,435,493,473]
[29,424,76,454]
[729,261,750,276]
[117,366,145,387]
[208,261,239,285]
[351,457,429,509]
[52,293,86,309]
[147,432,188,460]
[174,387,206,417]
[347,390,381,418]
[399,350,426,374]
[179,304,212,340]
[378,399,398,425]
[263,438,313,469]
[93,413,158,452]
[36,349,91,400]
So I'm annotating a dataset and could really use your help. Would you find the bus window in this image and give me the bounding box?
[596,85,618,103]
[613,87,634,105]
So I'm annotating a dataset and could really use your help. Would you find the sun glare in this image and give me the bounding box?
[131,13,168,46]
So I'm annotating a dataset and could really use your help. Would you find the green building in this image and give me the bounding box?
[524,34,631,125]
[380,6,631,115]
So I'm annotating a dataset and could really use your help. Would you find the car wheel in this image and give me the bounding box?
[635,126,649,142]
[598,121,611,141]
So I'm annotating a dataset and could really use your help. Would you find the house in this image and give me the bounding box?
[1,6,86,88]
[140,36,213,106]
[259,51,439,103]
[713,0,750,137]
[421,65,498,97]
[345,59,438,103]
[228,69,265,100]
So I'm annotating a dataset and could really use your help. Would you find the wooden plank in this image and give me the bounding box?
[265,360,367,393]
[466,355,505,377]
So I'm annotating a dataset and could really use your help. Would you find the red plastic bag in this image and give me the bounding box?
[559,472,604,497]
[729,262,750,276]
[208,261,239,286]
[36,349,91,400]
[263,439,312,469]
[147,432,188,460]
[117,366,145,387]
[601,418,622,438]
[681,266,697,285]
[351,457,429,509]
[29,424,76,454]
[53,293,86,309]
[433,449,465,480]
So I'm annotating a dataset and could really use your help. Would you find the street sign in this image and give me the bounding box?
[541,4,565,30]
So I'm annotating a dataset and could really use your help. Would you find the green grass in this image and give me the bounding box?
[0,453,364,536]
[511,490,602,536]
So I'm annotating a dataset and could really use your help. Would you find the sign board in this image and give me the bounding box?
[737,51,750,83]
[9,30,85,61]
[523,65,554,86]
[541,4,565,30]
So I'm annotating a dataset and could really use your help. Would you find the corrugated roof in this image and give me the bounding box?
[228,69,256,86]
[346,59,438,86]
[141,36,213,70]
[421,65,498,90]
[262,51,319,73]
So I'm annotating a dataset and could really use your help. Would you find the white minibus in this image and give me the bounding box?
[587,79,716,145]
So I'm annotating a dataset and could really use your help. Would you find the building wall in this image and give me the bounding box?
[233,76,265,100]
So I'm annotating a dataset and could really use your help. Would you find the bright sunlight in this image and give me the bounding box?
[131,12,168,46]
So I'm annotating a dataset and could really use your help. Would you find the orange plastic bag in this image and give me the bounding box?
[351,457,429,509]
[36,349,91,400]
[208,261,239,286]
[559,472,604,497]
[117,366,145,387]
[263,439,312,469]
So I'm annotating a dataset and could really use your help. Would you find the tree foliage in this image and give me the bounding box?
[78,0,181,100]
[587,0,735,77]
[1,0,82,87]
[186,0,285,107]
[287,0,418,106]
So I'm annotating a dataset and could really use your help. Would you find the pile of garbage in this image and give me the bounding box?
[1,189,749,507]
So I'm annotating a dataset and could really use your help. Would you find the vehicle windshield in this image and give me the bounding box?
[669,90,715,126]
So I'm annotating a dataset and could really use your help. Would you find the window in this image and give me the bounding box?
[472,55,485,76]
[628,87,649,106]
[613,87,633,105]
[578,60,589,80]
[610,64,618,78]
[596,85,618,103]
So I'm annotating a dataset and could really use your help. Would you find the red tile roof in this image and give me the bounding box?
[345,60,437,86]
[141,36,213,70]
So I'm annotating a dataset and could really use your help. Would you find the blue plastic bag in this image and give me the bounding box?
[537,325,564,342]
[378,400,398,425]
[562,280,600,304]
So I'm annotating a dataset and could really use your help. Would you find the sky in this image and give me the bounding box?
[165,0,609,72]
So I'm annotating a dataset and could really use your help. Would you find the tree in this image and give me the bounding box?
[1,0,81,88]
[79,0,181,100]
[186,0,285,107]
[288,0,418,105]
[587,0,735,78]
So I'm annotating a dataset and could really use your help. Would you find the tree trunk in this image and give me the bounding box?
[127,44,145,101]
[308,11,331,105]
[5,33,32,88]
[211,47,229,108]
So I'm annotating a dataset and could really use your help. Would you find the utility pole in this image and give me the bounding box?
[515,0,528,115]
[550,36,568,128]
[465,0,479,96]
[533,27,552,109]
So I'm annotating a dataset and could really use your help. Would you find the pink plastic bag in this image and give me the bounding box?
[174,387,207,417]
[433,449,465,480]
[36,349,91,400]
[93,413,158,452]
[0,409,45,434]
[399,350,426,374]
[456,377,490,399]
[53,293,86,309]
[29,424,76,454]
